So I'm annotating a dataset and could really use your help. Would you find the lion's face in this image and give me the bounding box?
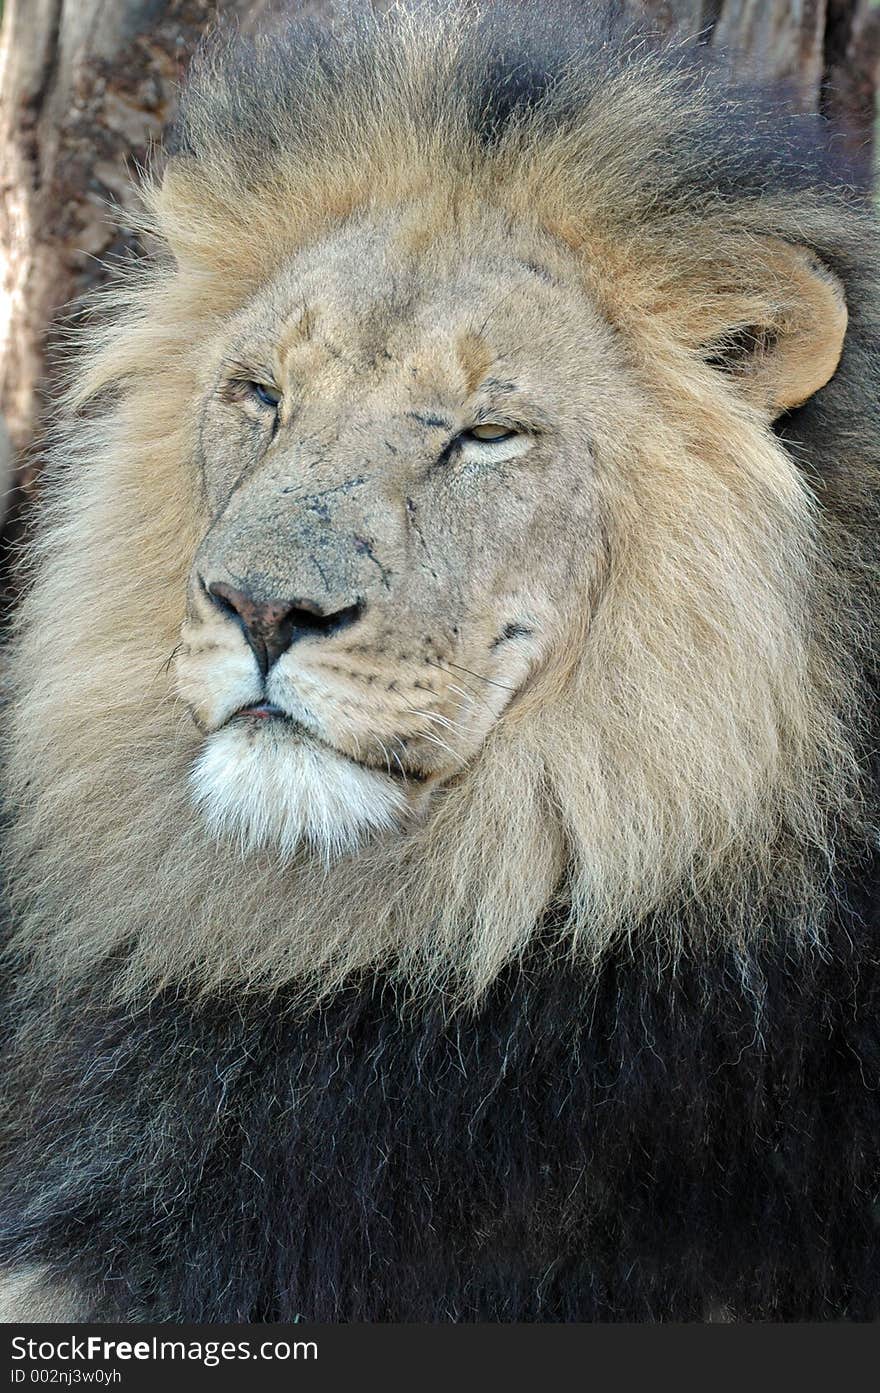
[174,211,617,857]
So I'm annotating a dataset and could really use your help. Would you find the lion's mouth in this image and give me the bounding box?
[230,703,427,783]
[235,702,292,723]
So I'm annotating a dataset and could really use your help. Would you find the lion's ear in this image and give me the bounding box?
[695,240,848,418]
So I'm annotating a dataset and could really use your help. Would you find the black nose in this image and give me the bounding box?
[206,581,365,676]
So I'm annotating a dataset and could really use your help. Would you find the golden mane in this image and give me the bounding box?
[2,1,876,1010]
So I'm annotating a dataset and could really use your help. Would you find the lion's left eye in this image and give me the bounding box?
[249,382,282,410]
[462,423,516,443]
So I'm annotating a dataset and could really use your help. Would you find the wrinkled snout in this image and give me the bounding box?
[192,468,403,667]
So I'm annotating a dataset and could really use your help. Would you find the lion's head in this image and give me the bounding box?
[4,2,877,1005]
[177,208,619,858]
[176,197,848,865]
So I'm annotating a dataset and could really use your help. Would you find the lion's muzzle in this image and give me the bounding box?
[204,579,366,678]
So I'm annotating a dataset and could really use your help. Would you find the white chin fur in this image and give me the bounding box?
[190,724,407,863]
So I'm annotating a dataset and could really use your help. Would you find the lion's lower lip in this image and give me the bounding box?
[231,703,313,739]
[235,702,290,722]
[227,704,426,784]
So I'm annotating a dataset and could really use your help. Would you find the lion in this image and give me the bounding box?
[0,0,878,1322]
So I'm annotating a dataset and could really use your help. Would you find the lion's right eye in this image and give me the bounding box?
[249,382,282,410]
[462,423,516,443]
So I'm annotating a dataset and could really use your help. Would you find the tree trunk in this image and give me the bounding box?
[1,0,878,561]
[624,1,880,175]
[0,0,285,478]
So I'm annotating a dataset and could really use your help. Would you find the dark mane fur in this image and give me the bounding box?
[171,0,865,196]
[3,898,879,1320]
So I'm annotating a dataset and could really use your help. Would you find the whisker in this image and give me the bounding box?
[416,709,463,734]
[445,679,496,717]
[400,697,467,753]
[400,698,465,761]
[337,716,363,761]
[388,739,409,779]
[426,656,517,692]
[157,643,184,680]
[445,678,489,714]
[416,728,461,762]
[376,738,394,778]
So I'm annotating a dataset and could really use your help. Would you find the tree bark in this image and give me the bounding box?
[0,0,878,554]
[624,1,880,173]
[0,0,285,475]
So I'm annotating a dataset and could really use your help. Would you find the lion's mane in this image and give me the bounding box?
[0,1,878,1322]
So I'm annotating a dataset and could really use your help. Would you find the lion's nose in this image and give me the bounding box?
[205,580,365,676]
